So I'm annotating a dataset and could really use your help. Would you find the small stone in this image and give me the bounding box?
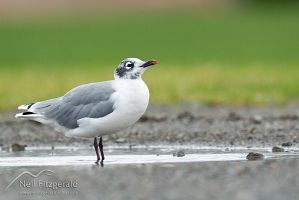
[173,150,185,157]
[281,142,292,147]
[279,114,298,120]
[177,133,185,139]
[250,115,263,124]
[139,115,167,122]
[249,127,257,134]
[11,142,27,152]
[177,112,195,120]
[272,146,284,152]
[115,138,126,143]
[227,112,242,121]
[246,152,264,161]
[129,144,137,150]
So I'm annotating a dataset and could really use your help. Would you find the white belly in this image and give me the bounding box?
[66,79,149,138]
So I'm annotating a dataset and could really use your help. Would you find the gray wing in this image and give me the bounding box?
[32,81,115,129]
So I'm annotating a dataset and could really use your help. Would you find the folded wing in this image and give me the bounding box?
[16,81,116,129]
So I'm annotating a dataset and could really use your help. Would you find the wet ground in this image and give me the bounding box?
[0,145,299,200]
[1,104,299,199]
[0,145,299,167]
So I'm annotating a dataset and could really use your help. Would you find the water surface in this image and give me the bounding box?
[0,145,298,168]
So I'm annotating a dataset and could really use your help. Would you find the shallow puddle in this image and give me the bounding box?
[0,145,298,168]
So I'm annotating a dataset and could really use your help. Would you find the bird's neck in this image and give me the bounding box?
[114,77,143,81]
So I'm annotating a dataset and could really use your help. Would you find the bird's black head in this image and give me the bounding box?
[114,58,157,80]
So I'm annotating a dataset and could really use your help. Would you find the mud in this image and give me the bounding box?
[1,104,299,148]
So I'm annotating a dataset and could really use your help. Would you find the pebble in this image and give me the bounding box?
[115,138,126,143]
[246,152,264,161]
[281,142,292,147]
[173,149,185,157]
[272,146,284,152]
[250,115,263,124]
[139,115,167,122]
[227,112,242,121]
[177,112,195,120]
[11,142,27,152]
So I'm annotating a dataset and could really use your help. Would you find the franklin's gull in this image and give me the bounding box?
[16,58,158,165]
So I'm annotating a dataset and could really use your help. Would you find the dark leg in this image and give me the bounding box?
[93,137,100,164]
[99,137,105,166]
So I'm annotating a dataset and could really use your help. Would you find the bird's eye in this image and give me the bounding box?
[125,62,134,70]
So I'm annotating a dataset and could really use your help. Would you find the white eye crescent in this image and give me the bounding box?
[125,62,134,70]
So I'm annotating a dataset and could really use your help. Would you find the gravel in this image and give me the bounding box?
[1,103,299,148]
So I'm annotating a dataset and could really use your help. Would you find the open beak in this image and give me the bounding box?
[141,60,158,68]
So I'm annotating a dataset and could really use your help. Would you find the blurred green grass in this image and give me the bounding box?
[0,8,299,110]
[2,64,299,110]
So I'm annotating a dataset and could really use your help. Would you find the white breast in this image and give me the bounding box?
[111,79,150,124]
[66,79,149,138]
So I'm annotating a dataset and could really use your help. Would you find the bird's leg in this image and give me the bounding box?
[99,136,105,166]
[93,137,100,164]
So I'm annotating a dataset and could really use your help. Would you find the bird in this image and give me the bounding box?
[15,58,158,165]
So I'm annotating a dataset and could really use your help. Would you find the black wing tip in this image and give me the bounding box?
[22,112,36,115]
[27,103,35,109]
